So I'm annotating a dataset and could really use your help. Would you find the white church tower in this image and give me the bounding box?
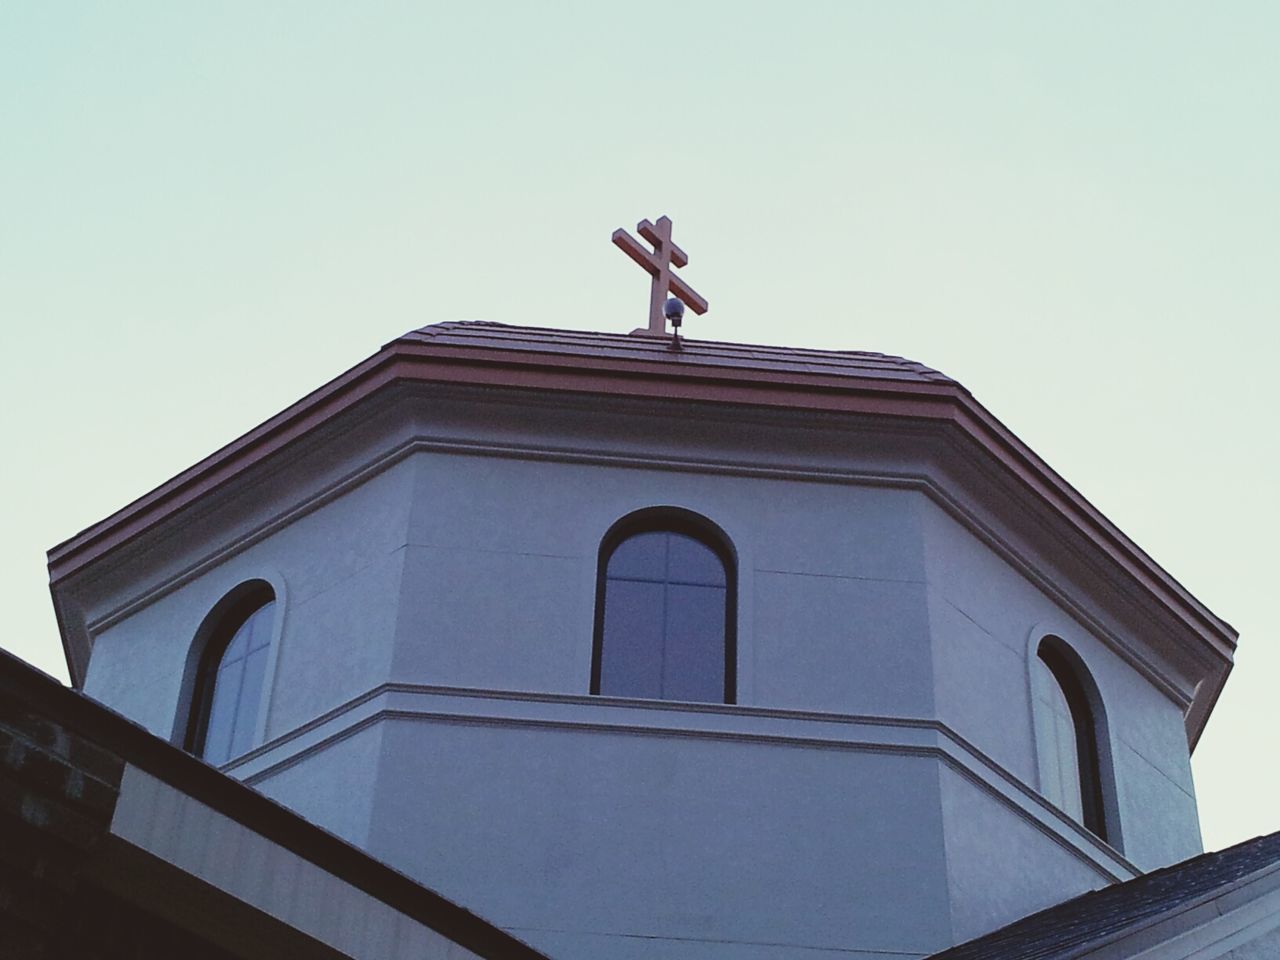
[48,221,1236,960]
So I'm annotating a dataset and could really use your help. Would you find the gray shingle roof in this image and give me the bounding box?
[929,831,1280,960]
[395,321,957,386]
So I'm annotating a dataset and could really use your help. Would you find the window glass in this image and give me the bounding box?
[200,599,275,765]
[599,579,666,699]
[661,582,726,702]
[667,534,727,586]
[1033,642,1112,843]
[1033,654,1084,822]
[607,532,668,581]
[203,656,244,764]
[597,527,730,703]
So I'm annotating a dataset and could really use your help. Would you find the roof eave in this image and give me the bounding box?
[48,336,1238,744]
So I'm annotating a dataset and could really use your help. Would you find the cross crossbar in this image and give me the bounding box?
[611,215,708,336]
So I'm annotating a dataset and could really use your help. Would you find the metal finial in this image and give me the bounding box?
[665,298,686,351]
[664,297,685,327]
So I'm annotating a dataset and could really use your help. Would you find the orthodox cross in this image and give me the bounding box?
[612,215,709,337]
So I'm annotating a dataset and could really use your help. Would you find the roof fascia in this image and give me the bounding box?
[48,337,1237,707]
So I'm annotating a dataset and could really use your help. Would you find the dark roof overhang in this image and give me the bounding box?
[0,647,555,960]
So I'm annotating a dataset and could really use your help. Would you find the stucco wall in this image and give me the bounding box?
[391,448,932,716]
[921,498,1202,875]
[83,457,418,742]
[366,714,954,959]
[71,392,1209,958]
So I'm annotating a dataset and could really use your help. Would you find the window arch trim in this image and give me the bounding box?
[1030,632,1121,850]
[177,578,280,762]
[590,507,738,704]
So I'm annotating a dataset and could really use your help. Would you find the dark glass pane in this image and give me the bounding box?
[666,534,726,587]
[597,522,733,704]
[1037,646,1107,841]
[198,598,276,765]
[1035,656,1083,823]
[230,646,268,759]
[662,583,726,702]
[607,532,668,582]
[203,656,244,765]
[245,601,275,653]
[599,579,665,698]
[223,617,250,663]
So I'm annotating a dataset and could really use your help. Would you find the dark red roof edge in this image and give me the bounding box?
[47,330,1237,682]
[45,341,958,576]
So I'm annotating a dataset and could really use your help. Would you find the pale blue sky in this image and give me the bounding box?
[1,2,1276,852]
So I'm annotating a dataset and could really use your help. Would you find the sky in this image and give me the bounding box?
[1,3,1276,854]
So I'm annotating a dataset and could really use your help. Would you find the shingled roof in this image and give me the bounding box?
[929,831,1280,959]
[396,321,957,386]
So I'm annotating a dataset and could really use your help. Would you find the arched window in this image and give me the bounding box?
[183,584,277,765]
[1032,639,1114,844]
[592,509,735,704]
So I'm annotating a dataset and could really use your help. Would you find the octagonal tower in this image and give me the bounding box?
[49,323,1236,960]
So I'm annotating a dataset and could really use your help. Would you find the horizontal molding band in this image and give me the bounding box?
[83,429,1193,714]
[226,682,1139,882]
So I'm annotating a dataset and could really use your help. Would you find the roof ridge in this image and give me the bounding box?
[400,321,949,376]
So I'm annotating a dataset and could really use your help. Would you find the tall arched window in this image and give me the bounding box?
[184,584,277,765]
[1032,638,1114,845]
[592,509,735,704]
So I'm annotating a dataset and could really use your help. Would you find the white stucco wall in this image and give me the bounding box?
[390,448,932,716]
[83,456,418,743]
[366,715,954,960]
[70,389,1210,958]
[920,498,1202,877]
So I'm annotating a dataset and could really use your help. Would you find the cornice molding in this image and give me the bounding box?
[47,336,1236,739]
[71,424,1202,733]
[223,682,1142,884]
